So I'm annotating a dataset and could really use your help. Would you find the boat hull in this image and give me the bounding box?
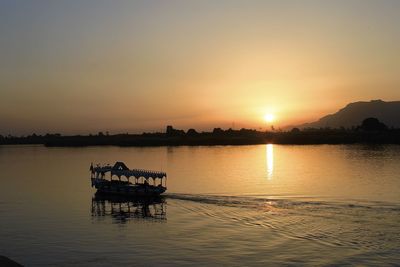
[91,178,166,197]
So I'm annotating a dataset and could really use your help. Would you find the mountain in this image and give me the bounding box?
[299,100,400,129]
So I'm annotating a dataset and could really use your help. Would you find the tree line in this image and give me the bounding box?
[1,118,399,146]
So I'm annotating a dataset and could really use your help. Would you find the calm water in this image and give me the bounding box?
[0,144,399,266]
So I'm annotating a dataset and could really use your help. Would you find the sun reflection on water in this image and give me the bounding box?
[266,144,274,179]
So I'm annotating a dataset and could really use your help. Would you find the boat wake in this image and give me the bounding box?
[165,193,400,255]
[165,192,400,212]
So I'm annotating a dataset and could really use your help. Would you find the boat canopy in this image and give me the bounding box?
[91,161,166,179]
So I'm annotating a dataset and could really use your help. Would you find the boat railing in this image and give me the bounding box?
[90,162,167,184]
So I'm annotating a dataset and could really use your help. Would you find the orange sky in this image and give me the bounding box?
[1,1,400,135]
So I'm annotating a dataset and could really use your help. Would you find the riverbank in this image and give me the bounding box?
[1,128,400,147]
[0,256,23,267]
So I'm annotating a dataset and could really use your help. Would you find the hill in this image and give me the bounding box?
[299,100,400,129]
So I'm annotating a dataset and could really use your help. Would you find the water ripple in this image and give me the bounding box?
[166,193,400,253]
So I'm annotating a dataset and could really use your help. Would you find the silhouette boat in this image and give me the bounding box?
[90,161,167,197]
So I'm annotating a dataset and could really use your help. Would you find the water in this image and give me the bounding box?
[0,144,399,266]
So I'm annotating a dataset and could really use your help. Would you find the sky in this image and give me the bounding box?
[1,0,400,135]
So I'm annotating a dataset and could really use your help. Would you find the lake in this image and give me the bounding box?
[0,144,399,266]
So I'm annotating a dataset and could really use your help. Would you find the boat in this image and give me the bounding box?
[90,161,167,197]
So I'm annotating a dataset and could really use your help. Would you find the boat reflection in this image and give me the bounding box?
[91,193,167,223]
[266,144,274,179]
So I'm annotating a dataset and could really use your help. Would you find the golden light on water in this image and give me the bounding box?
[266,144,274,179]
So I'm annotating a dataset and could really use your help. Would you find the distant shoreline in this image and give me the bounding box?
[1,127,400,147]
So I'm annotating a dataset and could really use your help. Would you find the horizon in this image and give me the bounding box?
[0,98,397,136]
[1,1,400,135]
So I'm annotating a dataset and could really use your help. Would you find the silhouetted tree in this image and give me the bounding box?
[291,127,300,133]
[186,128,198,136]
[360,118,388,131]
[166,125,185,136]
[212,128,224,135]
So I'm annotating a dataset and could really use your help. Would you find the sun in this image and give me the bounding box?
[264,113,275,123]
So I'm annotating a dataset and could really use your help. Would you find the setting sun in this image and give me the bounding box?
[264,113,275,123]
